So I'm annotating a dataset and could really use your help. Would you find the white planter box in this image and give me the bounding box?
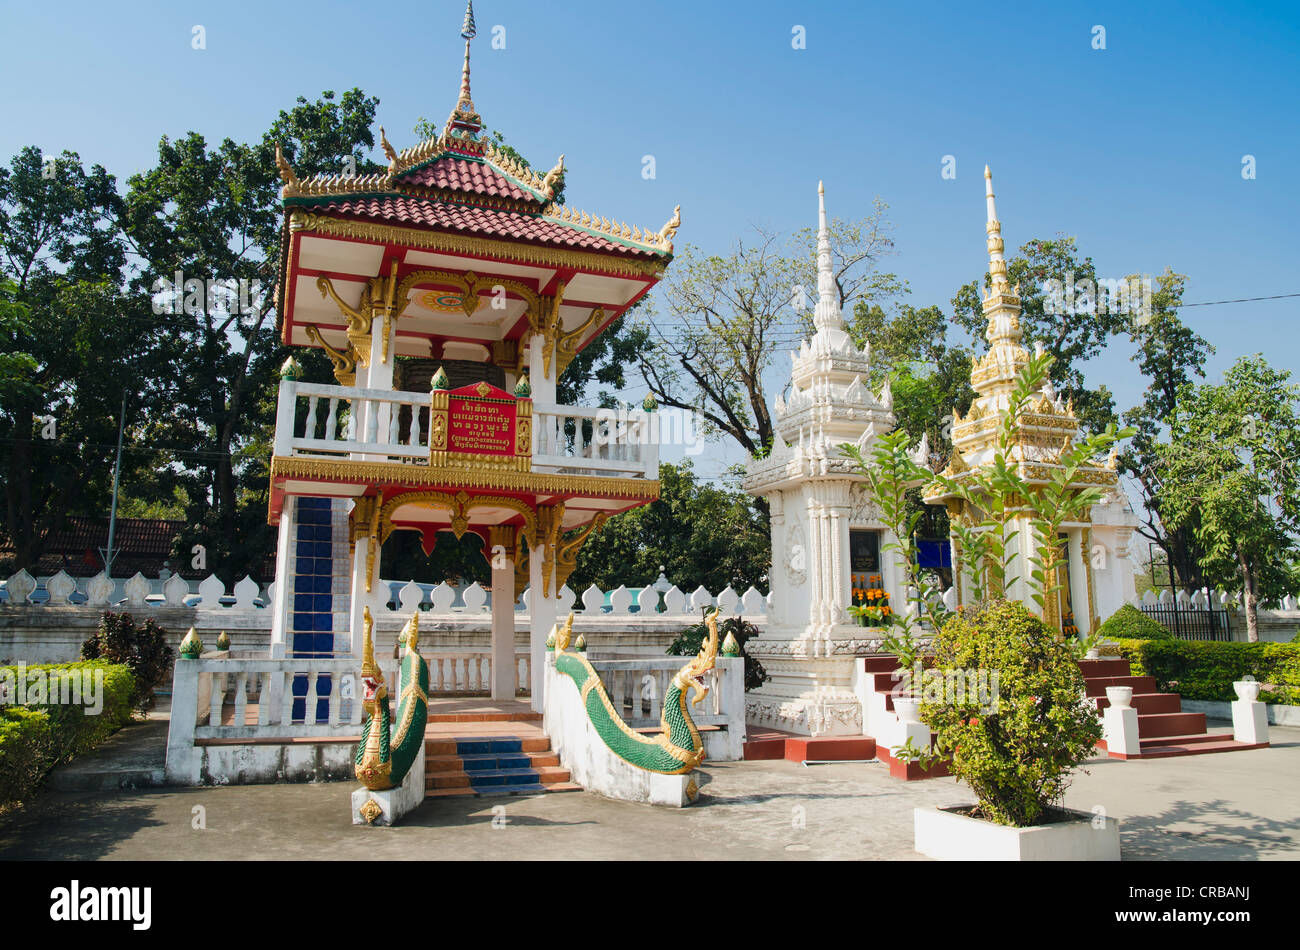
[914,805,1120,861]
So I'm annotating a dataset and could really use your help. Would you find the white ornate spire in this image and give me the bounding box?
[813,181,841,334]
[984,165,1009,295]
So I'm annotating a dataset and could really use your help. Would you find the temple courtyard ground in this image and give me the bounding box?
[0,718,1296,861]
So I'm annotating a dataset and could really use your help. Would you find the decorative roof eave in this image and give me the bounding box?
[540,201,679,256]
[284,209,669,279]
[276,146,676,258]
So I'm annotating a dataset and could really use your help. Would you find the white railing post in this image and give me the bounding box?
[165,660,201,784]
[274,379,298,457]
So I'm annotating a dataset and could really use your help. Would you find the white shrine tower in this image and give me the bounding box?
[742,184,906,736]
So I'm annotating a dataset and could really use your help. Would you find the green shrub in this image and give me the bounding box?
[919,599,1102,827]
[1097,604,1174,641]
[0,707,52,807]
[1105,638,1300,705]
[0,660,135,807]
[667,615,767,691]
[81,611,173,713]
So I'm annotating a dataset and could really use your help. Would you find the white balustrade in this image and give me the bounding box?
[274,380,431,462]
[532,403,658,478]
[587,656,745,735]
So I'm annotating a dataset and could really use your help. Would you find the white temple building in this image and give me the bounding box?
[742,184,906,737]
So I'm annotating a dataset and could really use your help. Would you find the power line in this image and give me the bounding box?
[1179,293,1300,308]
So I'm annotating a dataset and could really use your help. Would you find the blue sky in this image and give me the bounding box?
[3,0,1297,479]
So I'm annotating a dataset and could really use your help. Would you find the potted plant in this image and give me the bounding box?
[908,599,1117,860]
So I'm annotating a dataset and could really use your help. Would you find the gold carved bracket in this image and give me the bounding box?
[555,306,604,376]
[317,276,374,368]
[347,496,382,593]
[536,503,565,599]
[304,325,358,385]
[531,281,566,381]
[555,512,607,592]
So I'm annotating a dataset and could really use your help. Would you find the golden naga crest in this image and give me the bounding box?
[678,608,720,706]
[359,606,387,705]
[553,611,576,652]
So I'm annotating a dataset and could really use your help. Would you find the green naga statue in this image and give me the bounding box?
[355,607,429,790]
[553,608,719,774]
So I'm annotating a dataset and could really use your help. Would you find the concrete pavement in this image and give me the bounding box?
[1,721,1296,861]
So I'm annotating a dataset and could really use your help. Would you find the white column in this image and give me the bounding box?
[528,550,558,711]
[491,551,515,700]
[349,536,373,658]
[768,493,786,629]
[268,499,296,660]
[528,332,557,403]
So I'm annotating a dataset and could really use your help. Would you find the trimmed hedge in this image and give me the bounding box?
[0,661,135,807]
[1102,638,1300,705]
[1097,604,1174,641]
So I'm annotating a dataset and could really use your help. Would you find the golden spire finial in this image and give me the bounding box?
[983,165,1011,297]
[457,0,477,109]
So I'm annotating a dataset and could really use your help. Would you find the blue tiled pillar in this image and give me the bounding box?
[290,497,342,721]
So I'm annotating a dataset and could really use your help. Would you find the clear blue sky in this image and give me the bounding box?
[3,0,1297,479]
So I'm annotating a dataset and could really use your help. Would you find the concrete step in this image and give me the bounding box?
[1084,675,1158,697]
[1077,657,1131,678]
[426,781,583,799]
[741,733,875,763]
[1136,711,1208,739]
[862,655,902,674]
[425,765,572,792]
[1094,692,1182,714]
[1098,731,1271,759]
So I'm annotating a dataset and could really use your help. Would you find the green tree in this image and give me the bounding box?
[640,202,903,458]
[1119,269,1215,593]
[1156,355,1300,641]
[119,89,381,582]
[951,236,1121,435]
[569,460,770,595]
[0,146,159,572]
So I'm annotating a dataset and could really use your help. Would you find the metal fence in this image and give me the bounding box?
[1138,604,1232,641]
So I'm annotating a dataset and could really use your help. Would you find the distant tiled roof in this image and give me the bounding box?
[397,156,540,202]
[0,518,276,580]
[294,194,662,259]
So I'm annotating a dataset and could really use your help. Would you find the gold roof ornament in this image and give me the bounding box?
[379,126,400,175]
[541,154,565,199]
[275,143,299,196]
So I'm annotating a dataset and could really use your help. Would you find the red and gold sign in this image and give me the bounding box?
[430,381,532,471]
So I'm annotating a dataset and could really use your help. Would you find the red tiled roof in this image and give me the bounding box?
[298,195,662,259]
[398,156,539,202]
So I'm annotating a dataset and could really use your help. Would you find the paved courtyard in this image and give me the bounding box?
[0,722,1295,861]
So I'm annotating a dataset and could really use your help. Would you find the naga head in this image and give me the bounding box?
[676,608,720,706]
[359,606,387,708]
[399,609,420,654]
[554,611,576,652]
